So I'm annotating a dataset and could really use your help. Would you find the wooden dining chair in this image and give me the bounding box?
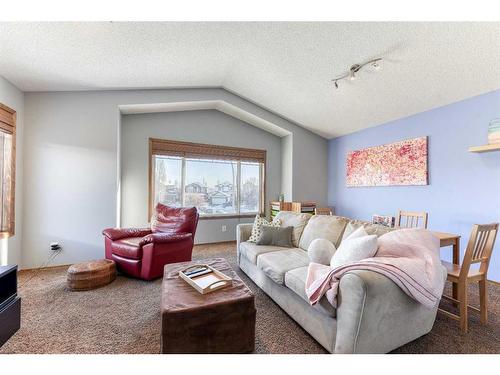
[315,207,333,215]
[439,223,499,332]
[396,210,428,229]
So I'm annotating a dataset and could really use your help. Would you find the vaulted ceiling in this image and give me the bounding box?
[0,22,499,138]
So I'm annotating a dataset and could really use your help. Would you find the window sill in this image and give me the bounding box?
[0,231,14,239]
[199,214,261,221]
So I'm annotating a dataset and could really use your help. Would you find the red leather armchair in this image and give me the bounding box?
[103,204,199,280]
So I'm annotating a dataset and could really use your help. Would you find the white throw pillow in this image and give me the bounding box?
[330,230,378,269]
[308,239,336,265]
[342,225,368,241]
[341,222,359,242]
[248,215,281,243]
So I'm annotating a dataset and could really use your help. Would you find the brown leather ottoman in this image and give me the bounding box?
[67,259,116,291]
[161,258,256,353]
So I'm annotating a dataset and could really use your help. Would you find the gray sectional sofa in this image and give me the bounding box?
[236,212,446,353]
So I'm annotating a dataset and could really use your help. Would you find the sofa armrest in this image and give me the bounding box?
[237,223,253,242]
[102,227,152,241]
[139,232,192,246]
[334,268,444,354]
[236,223,253,263]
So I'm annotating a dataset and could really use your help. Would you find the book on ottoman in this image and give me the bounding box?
[161,258,256,354]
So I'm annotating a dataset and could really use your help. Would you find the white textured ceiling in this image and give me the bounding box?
[1,22,499,138]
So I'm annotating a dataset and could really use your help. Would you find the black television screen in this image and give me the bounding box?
[0,265,17,309]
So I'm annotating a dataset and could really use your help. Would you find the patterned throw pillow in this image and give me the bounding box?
[248,215,281,243]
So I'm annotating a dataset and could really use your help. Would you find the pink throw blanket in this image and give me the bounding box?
[305,229,445,309]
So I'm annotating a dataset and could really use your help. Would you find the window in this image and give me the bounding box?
[240,162,261,214]
[184,158,238,215]
[0,103,16,238]
[154,156,182,207]
[149,138,265,218]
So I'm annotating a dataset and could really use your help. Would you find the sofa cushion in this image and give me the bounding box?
[275,211,312,247]
[239,241,285,264]
[284,266,336,317]
[343,220,395,241]
[256,248,309,284]
[299,215,349,251]
[111,237,143,260]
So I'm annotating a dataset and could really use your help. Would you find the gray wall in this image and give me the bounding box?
[281,134,293,200]
[22,88,327,268]
[121,110,282,243]
[0,76,24,267]
[292,130,328,203]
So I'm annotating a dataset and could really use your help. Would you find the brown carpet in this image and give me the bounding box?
[1,242,499,354]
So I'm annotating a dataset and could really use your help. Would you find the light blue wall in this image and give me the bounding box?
[329,90,500,281]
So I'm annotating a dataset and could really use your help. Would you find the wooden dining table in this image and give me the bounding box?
[430,230,461,298]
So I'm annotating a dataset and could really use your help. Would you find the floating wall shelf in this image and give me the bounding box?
[468,144,500,153]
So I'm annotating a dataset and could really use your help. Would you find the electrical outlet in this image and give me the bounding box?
[50,242,62,251]
[221,225,227,232]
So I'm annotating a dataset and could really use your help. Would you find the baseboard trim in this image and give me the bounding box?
[19,264,71,273]
[18,242,237,273]
[195,240,236,246]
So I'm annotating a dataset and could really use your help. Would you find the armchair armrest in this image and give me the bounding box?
[139,232,192,247]
[102,227,152,241]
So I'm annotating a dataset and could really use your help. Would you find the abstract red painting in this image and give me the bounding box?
[346,137,428,187]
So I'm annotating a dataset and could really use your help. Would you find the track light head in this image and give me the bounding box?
[349,64,361,80]
[332,58,383,90]
[371,60,381,71]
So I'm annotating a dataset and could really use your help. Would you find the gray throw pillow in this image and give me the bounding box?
[256,225,294,247]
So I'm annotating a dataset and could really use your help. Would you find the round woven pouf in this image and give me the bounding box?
[67,259,116,291]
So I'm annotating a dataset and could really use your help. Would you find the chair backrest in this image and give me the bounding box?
[460,223,499,278]
[151,203,199,236]
[396,210,428,229]
[315,207,332,216]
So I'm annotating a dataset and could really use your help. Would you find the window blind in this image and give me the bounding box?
[150,138,266,163]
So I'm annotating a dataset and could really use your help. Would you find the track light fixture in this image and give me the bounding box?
[332,58,382,89]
